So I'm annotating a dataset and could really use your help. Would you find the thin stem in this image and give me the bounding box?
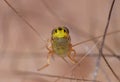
[4,0,44,42]
[98,0,120,81]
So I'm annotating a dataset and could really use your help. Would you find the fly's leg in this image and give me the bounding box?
[37,40,54,71]
[37,51,53,71]
[67,44,77,64]
[68,50,77,64]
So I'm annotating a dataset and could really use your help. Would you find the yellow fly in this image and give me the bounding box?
[38,26,77,71]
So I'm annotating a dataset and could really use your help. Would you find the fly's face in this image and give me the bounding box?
[51,26,70,40]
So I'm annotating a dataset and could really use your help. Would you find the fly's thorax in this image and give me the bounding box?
[51,37,71,56]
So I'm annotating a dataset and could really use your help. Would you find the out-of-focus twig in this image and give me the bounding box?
[3,0,44,42]
[72,30,120,47]
[97,0,120,81]
[14,70,101,82]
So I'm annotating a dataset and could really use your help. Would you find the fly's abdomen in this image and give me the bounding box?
[52,38,70,57]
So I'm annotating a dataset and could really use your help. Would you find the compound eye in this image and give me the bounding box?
[54,29,57,33]
[63,27,69,33]
[64,29,66,32]
[52,29,57,34]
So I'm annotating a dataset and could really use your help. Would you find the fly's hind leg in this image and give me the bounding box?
[67,44,78,64]
[37,40,53,71]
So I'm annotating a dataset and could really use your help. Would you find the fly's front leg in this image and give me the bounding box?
[37,40,54,71]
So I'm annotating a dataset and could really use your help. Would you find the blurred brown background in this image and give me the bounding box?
[0,0,120,82]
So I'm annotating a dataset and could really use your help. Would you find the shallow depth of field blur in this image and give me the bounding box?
[0,0,120,82]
